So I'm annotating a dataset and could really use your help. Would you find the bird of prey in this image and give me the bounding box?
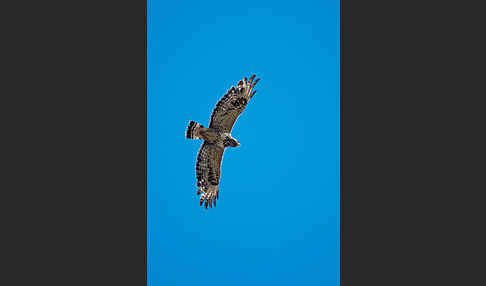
[186,74,260,209]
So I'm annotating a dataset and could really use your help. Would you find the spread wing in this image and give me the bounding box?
[209,74,260,132]
[195,141,225,208]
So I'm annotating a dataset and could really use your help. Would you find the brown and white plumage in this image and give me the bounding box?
[209,74,260,133]
[186,74,260,209]
[195,142,223,208]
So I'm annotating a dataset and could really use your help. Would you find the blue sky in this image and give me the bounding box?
[148,1,339,285]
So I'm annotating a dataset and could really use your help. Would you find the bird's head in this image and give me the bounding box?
[223,136,240,148]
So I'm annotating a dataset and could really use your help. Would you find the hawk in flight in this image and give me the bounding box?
[186,74,260,209]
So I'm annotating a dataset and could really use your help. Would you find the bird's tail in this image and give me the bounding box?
[186,120,205,139]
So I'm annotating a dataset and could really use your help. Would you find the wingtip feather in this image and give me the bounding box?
[248,74,256,85]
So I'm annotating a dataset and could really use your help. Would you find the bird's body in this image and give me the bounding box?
[186,75,260,209]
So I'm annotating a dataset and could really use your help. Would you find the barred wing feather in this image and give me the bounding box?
[209,75,260,133]
[195,141,224,208]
